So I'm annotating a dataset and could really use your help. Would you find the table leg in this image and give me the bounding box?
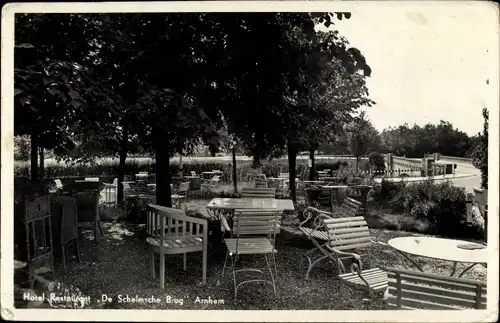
[395,250,424,272]
[458,263,485,278]
[450,262,458,276]
[330,190,334,213]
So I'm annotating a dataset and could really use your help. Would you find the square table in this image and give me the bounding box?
[206,197,295,220]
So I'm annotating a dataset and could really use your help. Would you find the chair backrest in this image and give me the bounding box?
[22,196,53,268]
[112,178,118,186]
[51,196,78,243]
[146,205,207,250]
[178,182,190,193]
[241,187,276,198]
[323,216,372,251]
[279,172,289,178]
[386,267,487,310]
[232,209,282,238]
[339,197,364,217]
[212,170,222,174]
[254,178,269,188]
[191,171,196,176]
[54,179,64,189]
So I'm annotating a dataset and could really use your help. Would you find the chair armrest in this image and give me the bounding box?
[220,216,231,232]
[328,246,362,262]
[371,239,389,247]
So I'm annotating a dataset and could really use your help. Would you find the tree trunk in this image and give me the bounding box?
[39,147,44,179]
[232,146,238,194]
[356,156,359,173]
[155,139,172,207]
[30,132,39,183]
[288,145,297,203]
[309,147,315,181]
[117,121,129,204]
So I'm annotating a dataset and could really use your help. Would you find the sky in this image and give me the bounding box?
[324,2,499,136]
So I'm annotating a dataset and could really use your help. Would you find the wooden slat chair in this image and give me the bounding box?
[334,197,364,217]
[386,267,487,310]
[254,177,269,188]
[222,209,282,299]
[241,187,276,198]
[146,205,208,289]
[171,182,190,209]
[335,250,388,310]
[50,196,81,273]
[298,207,379,279]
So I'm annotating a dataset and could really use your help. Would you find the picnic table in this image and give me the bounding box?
[388,236,488,277]
[206,197,295,220]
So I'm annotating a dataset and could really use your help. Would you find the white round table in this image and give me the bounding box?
[388,236,487,277]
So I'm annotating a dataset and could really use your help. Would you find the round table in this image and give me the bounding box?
[388,236,487,277]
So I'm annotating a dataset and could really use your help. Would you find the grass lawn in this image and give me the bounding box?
[50,198,487,310]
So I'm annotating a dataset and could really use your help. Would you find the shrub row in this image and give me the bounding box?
[15,158,371,183]
[369,180,483,239]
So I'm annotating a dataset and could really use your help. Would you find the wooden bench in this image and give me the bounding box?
[241,187,276,198]
[254,178,269,188]
[386,267,487,310]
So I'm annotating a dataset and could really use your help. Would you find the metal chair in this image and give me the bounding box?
[171,182,190,209]
[222,209,281,299]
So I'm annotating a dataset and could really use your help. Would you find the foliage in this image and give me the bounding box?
[371,180,470,238]
[368,152,385,170]
[14,157,369,183]
[380,121,474,158]
[14,135,31,161]
[344,111,382,171]
[471,108,488,189]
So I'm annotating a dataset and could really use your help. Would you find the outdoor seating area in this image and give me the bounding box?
[13,167,489,310]
[10,9,493,315]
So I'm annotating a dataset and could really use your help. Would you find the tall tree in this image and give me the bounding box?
[345,111,382,171]
[472,108,488,189]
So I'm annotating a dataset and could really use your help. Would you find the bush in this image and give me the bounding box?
[368,152,385,171]
[368,179,483,238]
[389,180,469,237]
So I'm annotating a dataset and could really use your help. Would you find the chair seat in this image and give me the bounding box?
[225,238,277,255]
[299,227,329,241]
[147,236,203,250]
[339,267,388,291]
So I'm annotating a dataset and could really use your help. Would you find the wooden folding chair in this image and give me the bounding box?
[298,206,381,279]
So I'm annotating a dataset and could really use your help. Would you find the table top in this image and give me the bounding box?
[388,236,487,264]
[322,185,349,189]
[207,198,295,211]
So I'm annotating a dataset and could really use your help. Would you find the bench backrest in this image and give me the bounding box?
[254,178,269,188]
[339,197,364,217]
[386,267,487,310]
[232,209,281,238]
[279,172,289,179]
[241,187,276,198]
[146,205,207,247]
[323,216,371,251]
